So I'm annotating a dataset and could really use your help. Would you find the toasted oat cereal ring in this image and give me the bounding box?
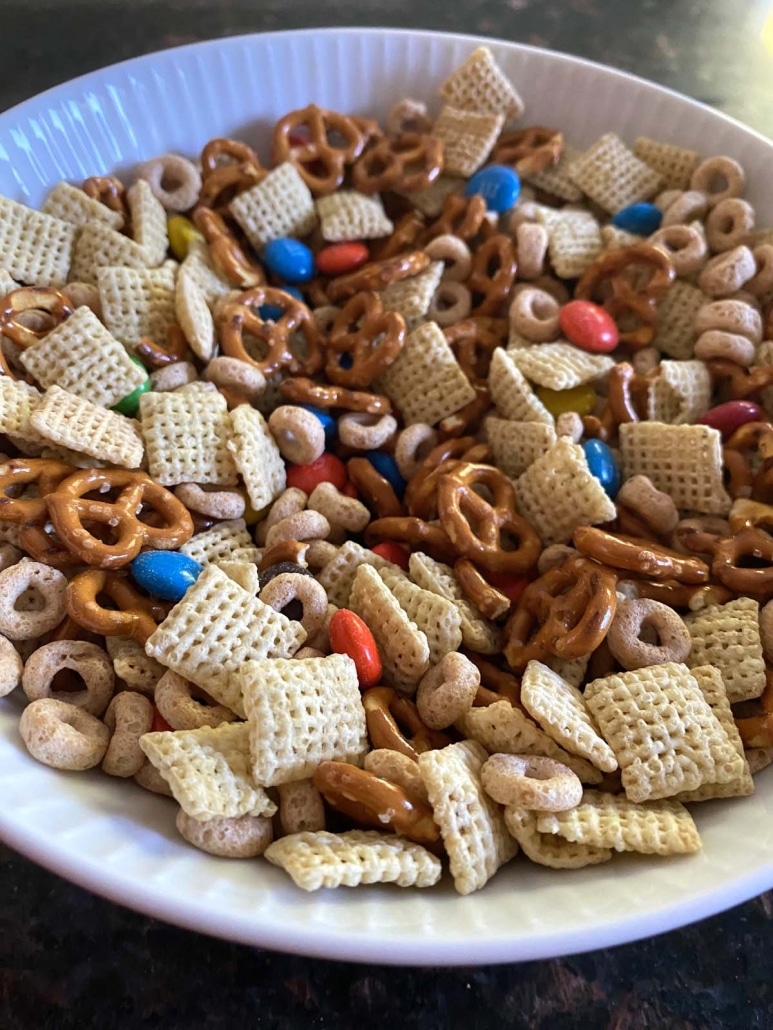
[760,600,773,664]
[19,697,110,771]
[277,779,327,836]
[22,640,114,716]
[176,810,274,858]
[746,243,773,297]
[363,748,429,804]
[424,234,472,282]
[649,224,708,277]
[101,690,154,777]
[0,287,73,349]
[259,571,328,643]
[173,483,246,521]
[694,329,756,366]
[690,155,746,207]
[508,285,560,342]
[0,560,68,641]
[0,633,22,697]
[337,411,397,451]
[154,669,236,730]
[204,355,266,401]
[386,97,433,136]
[416,651,480,730]
[134,759,174,795]
[606,598,692,671]
[427,280,472,326]
[660,189,709,226]
[616,475,679,536]
[573,526,709,584]
[481,753,582,811]
[268,405,326,466]
[695,298,763,342]
[149,362,198,391]
[66,569,168,644]
[394,423,439,481]
[698,245,757,297]
[307,482,370,534]
[362,685,450,761]
[705,197,755,253]
[264,510,330,549]
[135,153,202,211]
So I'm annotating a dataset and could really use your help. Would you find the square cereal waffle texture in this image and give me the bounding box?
[105,636,165,696]
[407,551,501,655]
[0,378,46,447]
[227,404,287,512]
[180,519,258,567]
[379,564,463,665]
[379,261,444,330]
[41,181,124,231]
[29,385,144,468]
[229,162,317,249]
[510,342,614,391]
[487,348,554,425]
[524,144,584,202]
[316,540,397,609]
[684,597,766,704]
[646,359,712,424]
[652,280,706,359]
[633,136,701,191]
[503,807,613,869]
[396,175,462,216]
[547,215,603,279]
[97,263,177,349]
[438,45,524,119]
[0,196,75,287]
[175,267,215,361]
[316,191,394,242]
[215,559,260,595]
[431,106,504,178]
[484,418,556,480]
[179,239,232,308]
[568,132,664,213]
[127,179,169,266]
[69,221,151,284]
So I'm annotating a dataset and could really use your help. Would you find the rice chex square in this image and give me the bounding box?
[569,133,664,214]
[97,263,177,350]
[684,598,766,703]
[30,385,144,467]
[42,181,124,230]
[230,162,317,250]
[438,46,524,119]
[0,195,75,287]
[431,106,504,178]
[503,807,612,869]
[227,404,286,511]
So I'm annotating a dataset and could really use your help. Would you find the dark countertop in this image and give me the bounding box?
[1,2,773,1027]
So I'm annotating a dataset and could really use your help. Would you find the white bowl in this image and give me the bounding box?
[1,27,772,966]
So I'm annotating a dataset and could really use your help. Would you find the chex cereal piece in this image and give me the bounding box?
[485,417,556,479]
[69,221,150,284]
[230,162,316,250]
[396,175,462,215]
[569,133,664,214]
[128,179,168,266]
[0,269,20,294]
[684,597,766,703]
[458,700,602,784]
[431,106,504,178]
[548,215,603,279]
[30,385,144,467]
[634,137,701,191]
[349,563,429,693]
[419,740,517,895]
[226,404,286,511]
[144,564,305,714]
[379,565,462,665]
[179,239,232,308]
[0,378,46,448]
[379,261,444,330]
[264,829,441,891]
[0,195,75,286]
[175,266,215,361]
[488,348,554,425]
[652,280,706,359]
[546,654,589,690]
[525,144,584,202]
[600,224,641,250]
[180,519,256,567]
[438,46,524,119]
[42,181,124,230]
[105,636,165,696]
[241,655,367,786]
[317,540,397,609]
[140,381,238,486]
[515,438,616,546]
[619,421,731,515]
[139,722,276,820]
[584,662,746,803]
[19,306,146,408]
[674,664,753,801]
[408,551,501,654]
[537,790,701,855]
[520,661,618,773]
[375,320,475,427]
[215,559,260,595]
[97,263,177,349]
[316,191,394,241]
[503,807,612,869]
[646,359,711,425]
[511,342,614,391]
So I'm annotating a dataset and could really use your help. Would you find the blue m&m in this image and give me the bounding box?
[131,551,203,603]
[612,202,662,236]
[300,405,337,448]
[364,451,406,499]
[583,439,620,499]
[464,164,521,213]
[262,238,315,283]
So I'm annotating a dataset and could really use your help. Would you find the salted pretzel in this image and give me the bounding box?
[575,242,675,349]
[707,359,773,400]
[65,569,168,644]
[723,421,773,504]
[200,136,264,177]
[463,652,522,708]
[465,234,518,317]
[325,250,430,304]
[361,686,449,761]
[422,193,490,244]
[346,456,404,519]
[272,104,372,194]
[352,132,444,194]
[82,175,129,221]
[437,462,542,575]
[573,526,709,584]
[712,527,773,599]
[45,468,194,570]
[0,287,73,349]
[325,291,406,388]
[735,668,773,748]
[198,137,266,209]
[489,126,563,177]
[279,376,392,415]
[437,384,493,440]
[454,557,511,620]
[365,515,457,563]
[0,458,75,524]
[219,286,323,378]
[405,436,490,519]
[629,579,733,610]
[135,324,191,370]
[191,206,265,288]
[371,211,425,260]
[444,318,504,384]
[503,556,618,669]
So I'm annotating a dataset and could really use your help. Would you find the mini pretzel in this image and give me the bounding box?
[0,458,75,524]
[0,559,68,640]
[370,211,425,261]
[454,557,511,620]
[19,698,110,771]
[82,175,129,221]
[361,685,450,760]
[365,516,457,564]
[573,526,709,584]
[0,287,73,349]
[259,571,329,644]
[627,579,733,611]
[46,468,194,570]
[706,359,773,400]
[65,569,168,644]
[415,651,480,730]
[346,457,403,519]
[325,250,431,304]
[489,126,563,176]
[102,690,154,777]
[22,640,114,716]
[606,598,692,670]
[444,319,502,384]
[325,292,406,388]
[464,653,522,708]
[192,206,265,288]
[465,234,518,317]
[712,528,773,599]
[279,376,392,415]
[405,437,490,519]
[352,133,444,194]
[154,669,236,731]
[386,98,433,136]
[135,324,192,369]
[480,753,582,812]
[735,670,773,748]
[440,382,491,439]
[272,104,372,195]
[219,286,323,378]
[199,137,266,209]
[422,193,489,244]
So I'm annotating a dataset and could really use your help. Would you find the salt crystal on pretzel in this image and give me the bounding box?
[431,106,504,178]
[548,215,603,279]
[524,143,584,202]
[316,191,394,242]
[374,320,475,426]
[408,551,501,655]
[511,342,614,391]
[105,636,165,696]
[515,438,616,547]
[0,196,75,287]
[438,46,524,120]
[504,807,613,869]
[684,597,766,703]
[568,133,664,214]
[240,654,367,786]
[264,829,441,891]
[485,417,556,479]
[128,179,169,266]
[145,564,305,715]
[226,404,286,511]
[140,381,237,486]
[646,359,711,424]
[179,238,232,308]
[19,306,146,409]
[379,261,444,330]
[349,563,429,693]
[619,421,731,515]
[379,564,462,665]
[180,519,257,567]
[30,385,144,468]
[175,266,215,361]
[418,739,517,895]
[42,181,124,231]
[69,221,150,284]
[97,263,177,349]
[488,348,554,425]
[652,280,706,360]
[316,539,398,608]
[139,722,276,820]
[229,162,316,250]
[537,790,701,856]
[584,662,746,803]
[634,137,701,192]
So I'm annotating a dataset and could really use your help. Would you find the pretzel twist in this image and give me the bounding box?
[325,291,406,387]
[65,569,168,644]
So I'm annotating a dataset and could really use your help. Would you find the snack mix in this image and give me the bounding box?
[3,44,773,894]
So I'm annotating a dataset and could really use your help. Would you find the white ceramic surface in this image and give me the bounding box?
[0,27,772,966]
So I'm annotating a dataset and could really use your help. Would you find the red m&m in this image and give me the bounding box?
[559,299,619,353]
[285,452,348,493]
[316,242,370,277]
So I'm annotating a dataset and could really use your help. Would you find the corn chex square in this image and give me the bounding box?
[511,343,614,391]
[684,598,766,704]
[69,221,151,284]
[144,564,306,714]
[419,740,517,895]
[29,385,144,467]
[485,417,556,479]
[97,263,177,350]
[548,216,603,279]
[524,144,584,202]
[349,563,429,693]
[652,281,706,359]
[316,191,393,242]
[408,551,501,654]
[128,179,169,266]
[0,195,75,287]
[379,261,444,330]
[515,438,616,546]
[438,46,524,120]
[19,306,146,409]
[180,238,232,308]
[584,662,746,803]
[431,106,504,178]
[488,348,554,425]
[537,790,701,855]
[240,654,367,786]
[139,722,276,821]
[180,519,257,567]
[0,378,46,447]
[569,133,664,214]
[264,829,441,890]
[374,320,475,427]
[175,266,215,361]
[396,175,462,215]
[646,359,711,425]
[317,540,398,609]
[504,807,613,869]
[379,565,462,665]
[140,382,237,486]
[227,404,286,511]
[230,162,316,250]
[633,137,701,192]
[619,421,731,515]
[42,181,124,231]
